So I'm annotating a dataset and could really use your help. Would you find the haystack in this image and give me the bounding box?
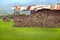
[14,9,60,27]
[2,16,10,22]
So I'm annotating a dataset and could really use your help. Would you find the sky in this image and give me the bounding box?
[0,0,60,5]
[0,0,60,14]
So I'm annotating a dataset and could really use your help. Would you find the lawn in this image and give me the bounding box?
[0,19,60,40]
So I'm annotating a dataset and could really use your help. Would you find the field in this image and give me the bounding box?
[0,19,60,40]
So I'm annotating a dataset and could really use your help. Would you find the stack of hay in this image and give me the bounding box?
[14,9,60,27]
[2,16,10,22]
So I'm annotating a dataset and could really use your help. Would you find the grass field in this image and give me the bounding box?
[0,19,60,40]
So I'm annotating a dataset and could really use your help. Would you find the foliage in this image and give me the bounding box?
[0,14,14,19]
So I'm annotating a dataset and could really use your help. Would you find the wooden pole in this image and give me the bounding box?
[14,9,16,15]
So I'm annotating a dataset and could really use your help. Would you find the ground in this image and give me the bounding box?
[0,19,60,40]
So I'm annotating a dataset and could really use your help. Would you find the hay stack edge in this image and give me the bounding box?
[12,5,60,27]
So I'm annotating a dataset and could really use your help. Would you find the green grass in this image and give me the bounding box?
[0,19,60,40]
